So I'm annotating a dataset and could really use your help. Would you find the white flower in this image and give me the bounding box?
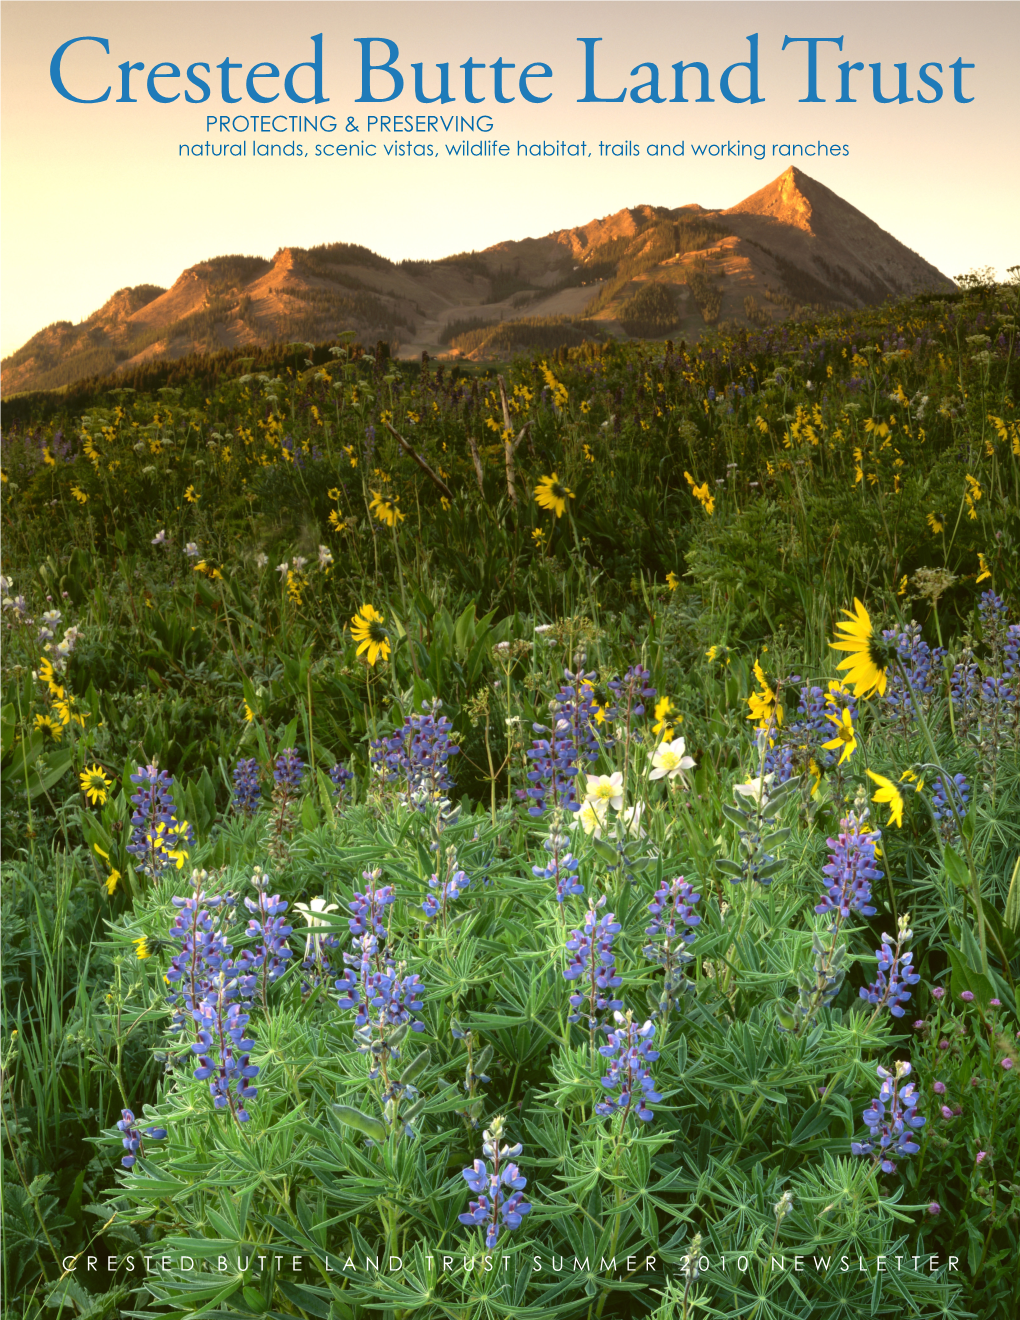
[0,576,11,593]
[294,896,340,959]
[185,541,199,558]
[573,799,608,838]
[585,772,624,811]
[733,773,774,807]
[534,624,554,634]
[276,561,289,577]
[292,556,308,571]
[621,802,646,837]
[318,544,334,569]
[151,529,167,545]
[255,552,269,569]
[649,737,695,782]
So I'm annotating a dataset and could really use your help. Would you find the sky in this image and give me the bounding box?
[2,1,1018,359]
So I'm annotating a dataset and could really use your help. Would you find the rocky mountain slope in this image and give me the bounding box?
[2,168,954,394]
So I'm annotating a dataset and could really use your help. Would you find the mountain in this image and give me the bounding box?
[1,168,954,394]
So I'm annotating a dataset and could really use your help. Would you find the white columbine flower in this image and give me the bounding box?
[292,556,308,571]
[733,773,775,807]
[151,529,167,545]
[294,896,340,959]
[585,772,624,811]
[573,799,608,838]
[622,802,646,837]
[318,544,334,569]
[276,561,290,577]
[185,541,199,558]
[255,552,269,569]
[649,737,695,782]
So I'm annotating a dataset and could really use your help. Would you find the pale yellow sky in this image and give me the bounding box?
[2,1,1018,358]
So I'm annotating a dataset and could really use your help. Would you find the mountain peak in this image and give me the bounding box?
[724,166,818,232]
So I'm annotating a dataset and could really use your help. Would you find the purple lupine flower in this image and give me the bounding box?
[329,761,354,799]
[126,763,193,877]
[458,1116,531,1249]
[371,700,459,808]
[525,716,581,817]
[851,1060,925,1175]
[764,683,858,782]
[595,1011,662,1124]
[815,812,880,928]
[348,870,396,938]
[116,1109,167,1169]
[930,773,970,841]
[274,748,305,791]
[163,868,259,1121]
[422,867,470,921]
[881,621,943,722]
[165,872,237,1035]
[334,870,426,1080]
[243,868,293,994]
[531,832,584,903]
[977,590,1008,652]
[191,998,260,1121]
[563,897,623,1029]
[608,665,656,720]
[860,918,920,1018]
[644,876,701,1012]
[232,758,263,816]
[553,669,607,763]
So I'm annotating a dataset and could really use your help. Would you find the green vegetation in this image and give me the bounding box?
[583,214,732,316]
[2,275,1020,1320]
[449,314,607,356]
[616,283,682,338]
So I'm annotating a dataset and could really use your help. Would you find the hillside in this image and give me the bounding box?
[1,168,955,394]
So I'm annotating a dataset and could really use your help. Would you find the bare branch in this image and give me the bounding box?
[384,421,453,501]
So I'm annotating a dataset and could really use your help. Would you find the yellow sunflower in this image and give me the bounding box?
[746,659,783,729]
[867,770,904,829]
[829,599,889,698]
[351,604,391,666]
[533,473,574,519]
[369,490,404,528]
[821,708,857,766]
[80,764,112,805]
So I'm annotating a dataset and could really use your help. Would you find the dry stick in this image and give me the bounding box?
[466,436,485,492]
[497,374,530,506]
[383,420,453,501]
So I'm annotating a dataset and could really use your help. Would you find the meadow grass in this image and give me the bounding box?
[1,276,1019,1319]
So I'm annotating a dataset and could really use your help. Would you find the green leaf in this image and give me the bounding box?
[300,796,319,831]
[959,922,985,976]
[721,804,749,829]
[943,844,971,893]
[947,949,994,1008]
[1004,855,1020,935]
[316,768,336,822]
[0,704,15,758]
[715,858,744,879]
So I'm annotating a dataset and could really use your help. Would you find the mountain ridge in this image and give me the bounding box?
[2,168,955,394]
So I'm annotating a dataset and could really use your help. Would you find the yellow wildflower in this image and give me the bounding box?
[351,604,390,666]
[867,769,904,829]
[533,473,574,519]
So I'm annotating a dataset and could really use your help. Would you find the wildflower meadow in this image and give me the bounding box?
[2,272,1019,1319]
